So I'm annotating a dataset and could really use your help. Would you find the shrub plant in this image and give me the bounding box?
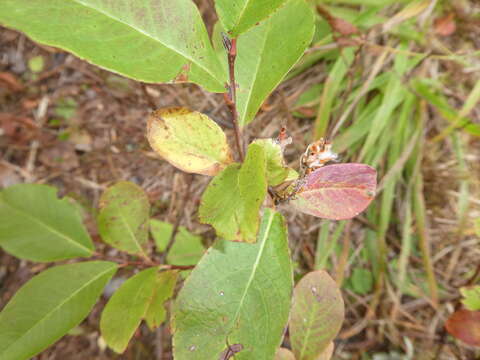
[0,1,377,359]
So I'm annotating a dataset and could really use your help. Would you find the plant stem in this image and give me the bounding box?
[222,33,244,162]
[118,261,194,271]
[159,173,193,263]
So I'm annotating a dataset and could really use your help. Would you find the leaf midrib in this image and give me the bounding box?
[298,300,317,358]
[239,19,271,125]
[72,0,222,84]
[118,213,146,256]
[0,264,116,357]
[298,299,337,358]
[172,132,225,164]
[228,211,274,333]
[2,201,92,255]
[234,0,254,32]
[303,184,369,191]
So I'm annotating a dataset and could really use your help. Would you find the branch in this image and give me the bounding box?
[222,33,245,162]
[159,173,194,263]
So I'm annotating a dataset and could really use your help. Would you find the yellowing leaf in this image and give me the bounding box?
[97,181,150,256]
[147,107,233,176]
[290,271,344,360]
[145,270,178,330]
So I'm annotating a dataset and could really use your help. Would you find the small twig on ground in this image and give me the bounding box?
[140,83,158,109]
[159,173,194,263]
[222,33,244,162]
[155,324,165,360]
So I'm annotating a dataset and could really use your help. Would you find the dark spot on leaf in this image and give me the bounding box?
[218,344,244,360]
[174,63,191,82]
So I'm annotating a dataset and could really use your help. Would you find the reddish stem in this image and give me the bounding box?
[222,34,244,162]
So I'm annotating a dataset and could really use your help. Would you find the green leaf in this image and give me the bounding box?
[147,107,233,176]
[252,138,290,186]
[0,261,117,360]
[238,143,269,240]
[0,0,226,92]
[349,268,373,295]
[101,268,157,353]
[0,184,93,262]
[461,286,480,311]
[150,219,205,265]
[290,270,344,360]
[97,181,150,256]
[199,143,267,242]
[214,0,315,126]
[173,209,293,360]
[145,270,179,330]
[101,268,178,353]
[99,267,153,352]
[215,0,288,37]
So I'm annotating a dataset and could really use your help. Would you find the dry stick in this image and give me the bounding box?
[140,83,158,109]
[159,173,194,264]
[222,33,245,162]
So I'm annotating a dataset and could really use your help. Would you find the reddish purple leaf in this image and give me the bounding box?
[291,163,376,220]
[445,309,480,347]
